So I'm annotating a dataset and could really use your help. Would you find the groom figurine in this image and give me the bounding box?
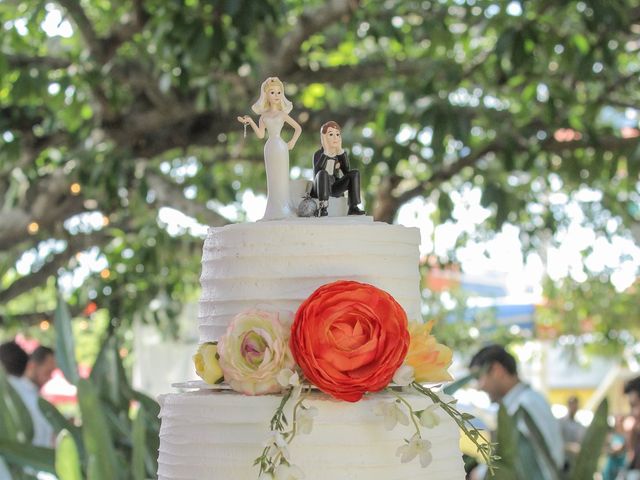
[312,121,365,217]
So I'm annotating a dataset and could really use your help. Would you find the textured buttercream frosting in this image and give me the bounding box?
[158,216,466,479]
[158,390,465,480]
[198,216,422,343]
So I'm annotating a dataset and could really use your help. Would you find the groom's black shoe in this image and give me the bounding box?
[318,206,328,217]
[348,206,365,215]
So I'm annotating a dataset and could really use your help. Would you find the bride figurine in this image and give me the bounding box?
[237,77,302,221]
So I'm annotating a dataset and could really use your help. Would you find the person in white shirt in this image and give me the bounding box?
[0,340,31,479]
[467,344,565,480]
[0,342,56,448]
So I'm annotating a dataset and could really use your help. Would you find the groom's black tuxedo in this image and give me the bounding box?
[311,148,361,210]
[313,148,351,179]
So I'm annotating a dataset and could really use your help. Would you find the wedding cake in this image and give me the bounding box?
[157,77,476,480]
[157,217,467,480]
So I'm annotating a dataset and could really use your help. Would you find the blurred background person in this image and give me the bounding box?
[623,376,640,479]
[0,340,29,378]
[467,344,564,480]
[0,340,31,479]
[560,395,586,471]
[0,342,56,448]
[602,414,627,480]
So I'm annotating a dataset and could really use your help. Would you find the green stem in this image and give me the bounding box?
[390,390,422,438]
[270,388,292,431]
[288,386,311,442]
[411,382,496,472]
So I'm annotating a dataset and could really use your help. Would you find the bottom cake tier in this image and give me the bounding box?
[157,389,465,480]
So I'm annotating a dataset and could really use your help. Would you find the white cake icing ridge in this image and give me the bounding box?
[197,217,422,343]
[157,390,465,480]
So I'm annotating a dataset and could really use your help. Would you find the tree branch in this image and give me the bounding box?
[288,59,433,86]
[267,0,360,75]
[0,230,110,304]
[0,305,84,328]
[110,61,177,111]
[543,134,640,153]
[101,2,150,61]
[6,54,71,70]
[56,0,102,58]
[0,311,52,328]
[145,170,231,227]
[57,0,149,64]
[372,141,500,222]
[0,171,85,251]
[398,142,501,205]
[373,129,639,223]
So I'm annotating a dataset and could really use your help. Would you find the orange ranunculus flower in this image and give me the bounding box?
[290,280,409,402]
[405,320,453,383]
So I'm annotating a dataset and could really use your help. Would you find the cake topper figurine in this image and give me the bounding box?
[237,77,302,221]
[312,121,365,217]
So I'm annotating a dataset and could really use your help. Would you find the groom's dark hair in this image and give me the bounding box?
[320,121,341,134]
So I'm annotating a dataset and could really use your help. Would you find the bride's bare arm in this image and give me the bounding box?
[284,114,302,150]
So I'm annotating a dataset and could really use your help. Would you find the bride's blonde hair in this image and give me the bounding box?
[251,77,293,114]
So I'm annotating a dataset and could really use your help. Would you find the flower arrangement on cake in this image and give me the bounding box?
[193,280,496,479]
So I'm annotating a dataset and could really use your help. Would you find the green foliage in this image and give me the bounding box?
[489,404,518,480]
[39,397,85,460]
[55,295,80,385]
[569,399,609,480]
[1,0,639,339]
[421,279,524,354]
[55,430,82,480]
[489,399,609,480]
[518,408,563,480]
[0,367,34,444]
[130,408,146,480]
[0,297,161,479]
[442,372,475,396]
[0,440,55,474]
[89,334,132,412]
[538,275,640,355]
[77,379,120,480]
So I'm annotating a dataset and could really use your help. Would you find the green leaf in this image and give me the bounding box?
[489,404,518,480]
[129,391,160,476]
[569,399,608,480]
[572,34,590,54]
[0,439,55,473]
[516,408,562,480]
[77,379,119,480]
[38,397,85,460]
[55,430,83,480]
[131,407,146,480]
[443,372,475,395]
[54,295,80,385]
[89,335,131,412]
[129,390,161,419]
[628,145,640,181]
[0,367,34,443]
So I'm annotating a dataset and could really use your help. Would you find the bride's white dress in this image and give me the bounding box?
[261,114,293,220]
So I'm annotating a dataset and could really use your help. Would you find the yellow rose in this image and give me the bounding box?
[193,342,224,384]
[404,320,453,383]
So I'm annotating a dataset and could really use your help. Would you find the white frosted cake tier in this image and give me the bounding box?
[158,390,465,480]
[198,216,422,343]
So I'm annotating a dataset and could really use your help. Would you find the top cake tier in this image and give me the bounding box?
[198,216,422,343]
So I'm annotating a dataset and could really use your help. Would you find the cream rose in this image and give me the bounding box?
[217,309,294,395]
